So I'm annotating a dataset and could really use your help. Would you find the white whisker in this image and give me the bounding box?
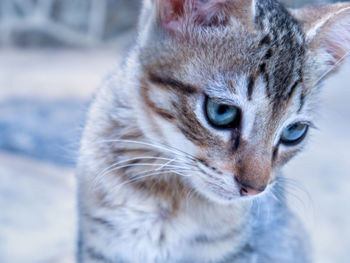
[96,162,193,180]
[111,169,194,191]
[154,158,177,171]
[98,138,198,162]
[96,156,183,180]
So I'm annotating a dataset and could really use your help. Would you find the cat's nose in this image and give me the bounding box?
[233,143,271,196]
[235,177,266,196]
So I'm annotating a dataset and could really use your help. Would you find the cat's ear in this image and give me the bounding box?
[292,4,350,74]
[154,0,253,35]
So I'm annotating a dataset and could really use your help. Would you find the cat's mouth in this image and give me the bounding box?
[192,161,269,203]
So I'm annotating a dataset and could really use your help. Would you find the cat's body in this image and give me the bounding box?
[77,0,350,262]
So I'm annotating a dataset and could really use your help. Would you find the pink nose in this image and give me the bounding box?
[239,185,263,196]
[235,178,265,196]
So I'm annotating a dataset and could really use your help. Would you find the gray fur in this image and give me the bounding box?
[77,0,350,262]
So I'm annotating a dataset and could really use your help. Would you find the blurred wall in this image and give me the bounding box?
[0,0,141,47]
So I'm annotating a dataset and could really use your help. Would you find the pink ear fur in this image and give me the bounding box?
[156,0,233,34]
[294,4,350,69]
[318,10,350,67]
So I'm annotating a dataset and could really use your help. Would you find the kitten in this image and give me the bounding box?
[77,0,350,262]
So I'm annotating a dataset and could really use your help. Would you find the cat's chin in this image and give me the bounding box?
[201,191,241,205]
[200,188,263,205]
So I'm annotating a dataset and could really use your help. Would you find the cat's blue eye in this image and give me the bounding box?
[280,123,309,145]
[205,97,240,128]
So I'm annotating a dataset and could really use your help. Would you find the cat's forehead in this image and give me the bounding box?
[152,2,303,71]
[141,0,307,113]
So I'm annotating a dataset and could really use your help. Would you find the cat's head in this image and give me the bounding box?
[133,0,350,204]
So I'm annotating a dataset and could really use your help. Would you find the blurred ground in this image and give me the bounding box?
[0,153,75,263]
[0,47,350,263]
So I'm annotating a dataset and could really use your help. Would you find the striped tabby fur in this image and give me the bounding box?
[77,0,350,262]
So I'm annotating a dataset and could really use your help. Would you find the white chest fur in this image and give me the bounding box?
[80,185,251,263]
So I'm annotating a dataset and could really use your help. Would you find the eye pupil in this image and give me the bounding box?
[217,105,228,115]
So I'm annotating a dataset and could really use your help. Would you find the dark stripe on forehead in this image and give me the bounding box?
[247,76,255,100]
[253,0,306,110]
[259,35,271,46]
[264,48,273,60]
[148,73,198,94]
[298,92,306,113]
[259,63,271,98]
[287,80,300,99]
[276,58,304,108]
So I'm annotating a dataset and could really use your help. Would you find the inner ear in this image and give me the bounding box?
[292,4,350,72]
[158,0,186,26]
[156,0,253,35]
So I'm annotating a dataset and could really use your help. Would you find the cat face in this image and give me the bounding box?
[134,0,350,203]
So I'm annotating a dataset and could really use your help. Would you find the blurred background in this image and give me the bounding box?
[0,0,349,262]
